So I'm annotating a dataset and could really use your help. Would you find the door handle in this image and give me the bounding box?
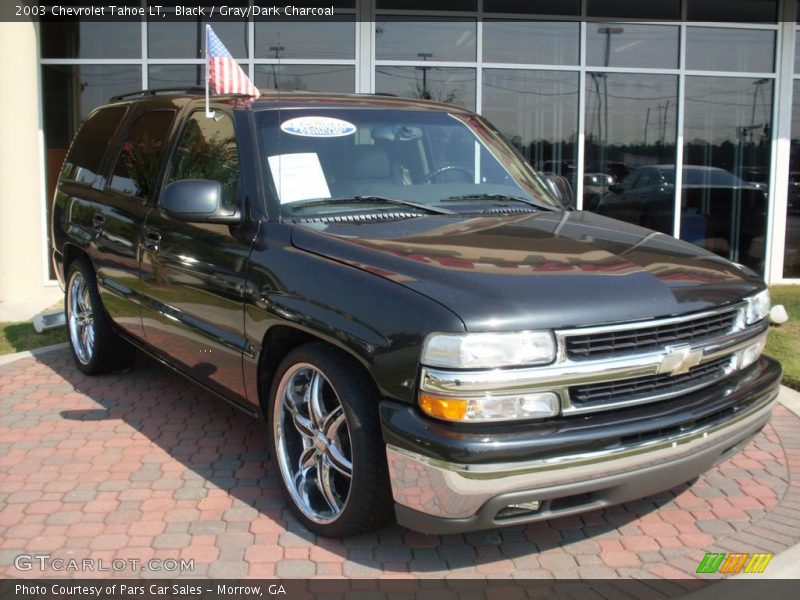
[92,214,105,232]
[143,230,162,253]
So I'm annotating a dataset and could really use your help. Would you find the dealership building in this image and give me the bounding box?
[2,0,800,313]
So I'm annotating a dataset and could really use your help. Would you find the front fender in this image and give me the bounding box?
[243,223,465,406]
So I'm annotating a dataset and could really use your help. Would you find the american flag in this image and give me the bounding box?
[206,26,261,99]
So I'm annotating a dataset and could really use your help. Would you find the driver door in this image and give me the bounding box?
[139,109,254,402]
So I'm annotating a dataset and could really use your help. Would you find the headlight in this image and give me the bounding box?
[419,391,560,422]
[745,289,771,325]
[421,331,557,369]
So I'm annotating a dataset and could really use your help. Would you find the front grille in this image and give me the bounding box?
[569,356,733,408]
[565,309,738,360]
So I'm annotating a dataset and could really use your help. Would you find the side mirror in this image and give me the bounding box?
[161,179,241,225]
[542,172,575,210]
[609,183,625,194]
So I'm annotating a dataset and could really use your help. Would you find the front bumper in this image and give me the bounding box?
[381,356,781,534]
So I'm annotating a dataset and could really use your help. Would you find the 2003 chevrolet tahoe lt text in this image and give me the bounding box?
[50,89,782,536]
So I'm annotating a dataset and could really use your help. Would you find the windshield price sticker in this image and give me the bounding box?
[280,117,357,138]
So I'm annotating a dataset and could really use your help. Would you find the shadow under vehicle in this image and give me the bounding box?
[595,165,768,271]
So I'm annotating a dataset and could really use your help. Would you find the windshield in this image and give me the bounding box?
[255,108,559,216]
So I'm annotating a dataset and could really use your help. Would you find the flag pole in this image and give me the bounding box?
[205,24,213,118]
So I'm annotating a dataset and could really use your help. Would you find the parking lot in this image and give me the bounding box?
[1,347,800,580]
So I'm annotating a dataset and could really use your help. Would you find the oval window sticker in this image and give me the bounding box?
[280,116,357,138]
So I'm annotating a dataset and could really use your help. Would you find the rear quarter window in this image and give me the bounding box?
[61,106,126,185]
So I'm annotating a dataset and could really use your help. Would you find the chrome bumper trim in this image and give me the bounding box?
[386,390,776,519]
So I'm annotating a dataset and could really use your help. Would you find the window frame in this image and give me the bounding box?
[161,108,243,214]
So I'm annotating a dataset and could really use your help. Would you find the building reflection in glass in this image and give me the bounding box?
[583,73,678,231]
[682,76,773,272]
[481,70,578,181]
[786,85,800,278]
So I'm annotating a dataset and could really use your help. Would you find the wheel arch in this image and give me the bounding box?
[62,243,93,277]
[255,324,381,424]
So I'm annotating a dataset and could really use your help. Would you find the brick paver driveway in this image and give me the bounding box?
[1,348,800,580]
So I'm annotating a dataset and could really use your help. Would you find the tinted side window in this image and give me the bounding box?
[109,110,176,198]
[168,112,240,211]
[61,106,126,185]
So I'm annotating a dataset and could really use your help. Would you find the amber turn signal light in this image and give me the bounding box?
[419,393,468,421]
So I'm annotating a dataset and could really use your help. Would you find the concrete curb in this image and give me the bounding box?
[0,342,69,367]
[778,384,800,418]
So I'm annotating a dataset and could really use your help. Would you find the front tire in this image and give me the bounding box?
[268,343,392,536]
[65,258,134,375]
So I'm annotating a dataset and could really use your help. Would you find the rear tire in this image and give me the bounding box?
[268,343,393,537]
[65,258,134,375]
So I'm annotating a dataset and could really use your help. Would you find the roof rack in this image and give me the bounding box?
[109,87,206,102]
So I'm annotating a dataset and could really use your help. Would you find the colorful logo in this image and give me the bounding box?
[696,552,773,574]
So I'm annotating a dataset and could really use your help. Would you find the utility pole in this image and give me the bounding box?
[416,53,433,100]
[597,27,623,173]
[269,45,285,89]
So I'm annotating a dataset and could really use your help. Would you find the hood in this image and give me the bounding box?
[289,211,764,331]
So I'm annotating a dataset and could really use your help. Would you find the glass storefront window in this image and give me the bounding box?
[481,70,578,180]
[148,21,247,58]
[148,65,205,88]
[584,73,678,234]
[587,0,680,20]
[683,76,773,272]
[256,18,355,60]
[35,13,787,283]
[375,18,476,62]
[40,21,140,59]
[375,66,476,110]
[785,86,800,278]
[377,0,476,9]
[586,24,679,69]
[254,65,355,93]
[482,21,578,65]
[686,28,775,73]
[484,0,580,15]
[795,33,800,75]
[687,0,777,23]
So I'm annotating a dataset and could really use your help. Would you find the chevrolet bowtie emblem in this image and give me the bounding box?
[657,344,704,375]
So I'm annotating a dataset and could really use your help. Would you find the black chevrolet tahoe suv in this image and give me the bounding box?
[51,89,782,537]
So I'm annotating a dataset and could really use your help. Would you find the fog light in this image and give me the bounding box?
[738,338,766,370]
[508,501,541,511]
[497,501,542,520]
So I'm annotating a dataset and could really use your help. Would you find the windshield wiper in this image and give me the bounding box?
[291,195,455,215]
[440,193,556,212]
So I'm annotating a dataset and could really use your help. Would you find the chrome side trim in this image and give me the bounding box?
[386,391,776,519]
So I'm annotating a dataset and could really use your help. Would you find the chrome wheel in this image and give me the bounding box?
[273,363,353,524]
[67,271,95,365]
